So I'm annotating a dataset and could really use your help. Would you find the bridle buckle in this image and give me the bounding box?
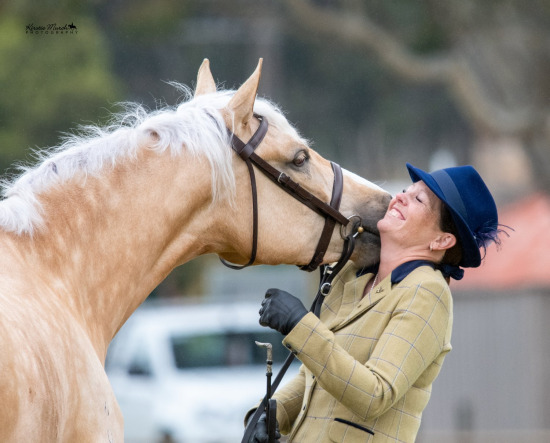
[320,282,332,296]
[340,214,363,239]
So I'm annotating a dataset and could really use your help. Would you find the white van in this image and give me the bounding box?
[106,300,298,443]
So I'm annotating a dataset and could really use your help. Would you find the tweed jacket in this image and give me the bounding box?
[273,261,453,442]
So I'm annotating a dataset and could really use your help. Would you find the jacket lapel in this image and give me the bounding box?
[330,275,391,331]
[324,272,369,329]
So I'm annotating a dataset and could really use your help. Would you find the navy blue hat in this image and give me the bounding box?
[406,163,499,268]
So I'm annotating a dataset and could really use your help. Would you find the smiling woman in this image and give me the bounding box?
[377,180,456,261]
[248,162,506,443]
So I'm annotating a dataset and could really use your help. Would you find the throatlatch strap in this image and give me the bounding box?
[219,158,259,270]
[219,115,268,269]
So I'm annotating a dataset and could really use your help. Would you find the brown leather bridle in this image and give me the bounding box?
[234,114,371,442]
[221,113,359,272]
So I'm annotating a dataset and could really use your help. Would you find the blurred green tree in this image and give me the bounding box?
[0,12,122,175]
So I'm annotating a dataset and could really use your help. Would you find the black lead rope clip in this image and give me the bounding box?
[320,282,332,296]
[319,264,335,295]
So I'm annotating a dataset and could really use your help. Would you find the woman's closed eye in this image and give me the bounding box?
[403,188,424,204]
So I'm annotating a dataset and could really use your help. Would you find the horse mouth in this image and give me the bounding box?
[348,211,384,267]
[357,227,381,247]
[355,193,390,241]
[351,231,381,267]
[358,223,380,238]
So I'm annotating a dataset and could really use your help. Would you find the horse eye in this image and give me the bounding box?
[293,151,308,167]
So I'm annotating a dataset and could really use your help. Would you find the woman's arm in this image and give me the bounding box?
[282,279,452,420]
[272,364,306,434]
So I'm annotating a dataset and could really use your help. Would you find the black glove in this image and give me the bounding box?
[259,288,308,335]
[247,411,281,443]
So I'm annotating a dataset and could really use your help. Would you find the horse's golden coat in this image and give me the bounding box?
[0,60,390,441]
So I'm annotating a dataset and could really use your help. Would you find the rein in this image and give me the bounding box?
[221,114,354,272]
[240,224,361,443]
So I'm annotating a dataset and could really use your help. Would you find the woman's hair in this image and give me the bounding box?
[439,204,462,266]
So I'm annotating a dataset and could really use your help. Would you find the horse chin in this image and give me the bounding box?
[350,232,381,268]
[347,192,390,267]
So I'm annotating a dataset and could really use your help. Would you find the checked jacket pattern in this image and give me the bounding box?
[273,262,453,442]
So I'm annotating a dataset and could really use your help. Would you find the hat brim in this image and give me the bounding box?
[406,163,481,267]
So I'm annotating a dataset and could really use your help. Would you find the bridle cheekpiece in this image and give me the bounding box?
[221,113,360,272]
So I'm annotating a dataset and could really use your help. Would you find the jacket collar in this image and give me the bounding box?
[356,259,436,284]
[329,260,437,330]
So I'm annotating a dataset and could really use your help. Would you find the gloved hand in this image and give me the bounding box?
[259,288,308,335]
[247,411,281,443]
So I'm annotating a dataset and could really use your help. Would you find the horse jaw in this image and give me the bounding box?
[226,58,263,129]
[194,59,217,96]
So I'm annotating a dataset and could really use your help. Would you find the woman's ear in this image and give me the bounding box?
[431,233,457,251]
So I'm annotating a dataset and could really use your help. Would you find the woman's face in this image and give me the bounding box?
[378,181,444,248]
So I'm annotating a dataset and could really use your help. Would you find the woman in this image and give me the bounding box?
[248,163,503,442]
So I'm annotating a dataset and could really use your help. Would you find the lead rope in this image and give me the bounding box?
[241,230,358,443]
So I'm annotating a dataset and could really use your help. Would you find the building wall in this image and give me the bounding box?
[419,287,550,441]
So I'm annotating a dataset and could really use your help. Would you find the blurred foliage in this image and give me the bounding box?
[279,35,469,177]
[356,0,451,53]
[281,0,550,195]
[96,0,192,42]
[0,7,122,175]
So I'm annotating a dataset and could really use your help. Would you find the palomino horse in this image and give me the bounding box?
[0,59,390,442]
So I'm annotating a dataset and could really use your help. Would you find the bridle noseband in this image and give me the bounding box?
[221,113,360,272]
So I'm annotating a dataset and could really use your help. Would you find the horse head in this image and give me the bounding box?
[194,59,391,269]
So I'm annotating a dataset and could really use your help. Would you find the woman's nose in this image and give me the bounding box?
[396,192,407,205]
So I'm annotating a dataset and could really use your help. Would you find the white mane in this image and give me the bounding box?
[0,86,303,235]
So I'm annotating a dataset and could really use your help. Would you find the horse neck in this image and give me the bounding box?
[14,149,214,361]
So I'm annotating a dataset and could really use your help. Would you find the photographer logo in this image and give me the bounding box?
[26,23,78,35]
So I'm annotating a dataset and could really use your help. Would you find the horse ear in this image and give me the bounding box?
[227,58,263,126]
[195,59,217,96]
